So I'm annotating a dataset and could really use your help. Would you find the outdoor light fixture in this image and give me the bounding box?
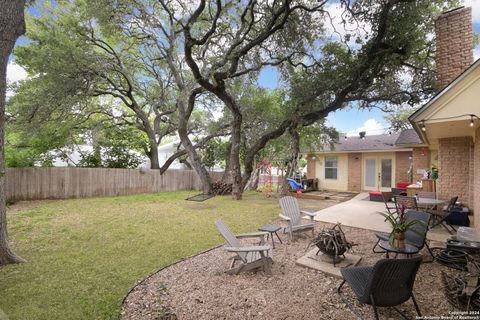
[418,114,479,131]
[421,121,426,132]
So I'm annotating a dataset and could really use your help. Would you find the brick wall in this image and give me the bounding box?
[306,154,316,179]
[435,7,473,91]
[470,138,475,215]
[438,137,473,208]
[412,147,430,181]
[347,153,362,192]
[395,151,413,184]
[474,128,480,227]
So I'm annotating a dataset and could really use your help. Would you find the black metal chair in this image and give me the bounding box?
[430,196,458,234]
[337,256,423,320]
[372,211,434,258]
[382,192,397,215]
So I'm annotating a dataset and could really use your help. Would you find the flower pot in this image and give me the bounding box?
[390,231,406,249]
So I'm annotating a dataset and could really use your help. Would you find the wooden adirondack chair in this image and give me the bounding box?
[279,196,316,239]
[215,220,273,275]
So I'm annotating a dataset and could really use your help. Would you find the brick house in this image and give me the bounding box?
[306,7,480,224]
[305,129,430,193]
[409,7,479,226]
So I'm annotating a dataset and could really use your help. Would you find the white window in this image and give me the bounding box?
[325,156,338,180]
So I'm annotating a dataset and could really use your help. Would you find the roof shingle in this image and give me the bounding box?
[323,133,400,152]
[395,129,423,145]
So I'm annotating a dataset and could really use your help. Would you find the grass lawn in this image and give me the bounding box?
[0,191,278,320]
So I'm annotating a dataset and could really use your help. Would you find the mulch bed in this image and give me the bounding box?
[121,221,461,320]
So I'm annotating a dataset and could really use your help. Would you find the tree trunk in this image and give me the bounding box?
[177,94,212,194]
[91,127,102,167]
[280,127,300,197]
[280,160,293,197]
[229,112,243,200]
[148,142,160,170]
[240,119,294,191]
[0,0,26,264]
[221,142,231,183]
[243,167,260,191]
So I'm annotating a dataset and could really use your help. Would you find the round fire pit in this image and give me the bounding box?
[310,224,354,266]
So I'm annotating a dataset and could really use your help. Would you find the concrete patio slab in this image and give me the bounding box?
[296,248,362,278]
[312,192,452,243]
[313,192,390,233]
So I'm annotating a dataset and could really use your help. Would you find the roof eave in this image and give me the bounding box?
[408,59,480,145]
[395,142,428,148]
[409,58,480,123]
[408,58,480,144]
[308,148,414,154]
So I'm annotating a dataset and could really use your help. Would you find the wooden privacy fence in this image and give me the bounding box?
[5,167,223,202]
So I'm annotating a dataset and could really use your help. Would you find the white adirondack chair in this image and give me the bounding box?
[279,196,316,239]
[215,220,273,275]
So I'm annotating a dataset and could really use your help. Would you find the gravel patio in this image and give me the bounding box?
[121,218,458,320]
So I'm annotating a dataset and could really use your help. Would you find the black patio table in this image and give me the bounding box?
[379,240,419,258]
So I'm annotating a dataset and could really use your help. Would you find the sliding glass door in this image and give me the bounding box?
[364,155,394,191]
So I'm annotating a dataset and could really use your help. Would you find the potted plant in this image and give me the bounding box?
[380,206,419,249]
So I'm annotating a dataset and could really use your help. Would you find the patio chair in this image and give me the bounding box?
[372,210,434,258]
[337,256,423,320]
[279,196,316,240]
[394,195,419,211]
[430,196,459,234]
[215,220,273,275]
[382,192,397,215]
[416,191,437,212]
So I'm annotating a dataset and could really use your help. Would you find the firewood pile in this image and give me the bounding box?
[211,182,232,195]
[442,256,480,311]
[310,223,355,258]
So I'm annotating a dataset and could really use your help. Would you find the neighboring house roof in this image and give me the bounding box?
[312,129,423,153]
[395,129,424,145]
[322,133,400,152]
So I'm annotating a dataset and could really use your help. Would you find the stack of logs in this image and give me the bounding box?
[211,182,233,195]
[311,223,354,258]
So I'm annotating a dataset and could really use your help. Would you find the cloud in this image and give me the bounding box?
[346,118,385,137]
[463,0,480,23]
[6,62,27,98]
[7,62,27,84]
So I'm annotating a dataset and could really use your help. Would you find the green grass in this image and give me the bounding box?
[0,191,278,320]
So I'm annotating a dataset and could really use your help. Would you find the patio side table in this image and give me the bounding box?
[379,240,419,259]
[258,224,282,248]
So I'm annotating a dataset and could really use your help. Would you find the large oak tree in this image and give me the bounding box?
[160,0,453,199]
[0,0,26,264]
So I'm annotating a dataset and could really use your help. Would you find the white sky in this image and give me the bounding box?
[346,119,385,137]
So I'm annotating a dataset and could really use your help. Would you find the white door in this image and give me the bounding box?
[364,156,394,191]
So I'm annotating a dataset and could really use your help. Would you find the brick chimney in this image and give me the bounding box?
[435,7,474,91]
